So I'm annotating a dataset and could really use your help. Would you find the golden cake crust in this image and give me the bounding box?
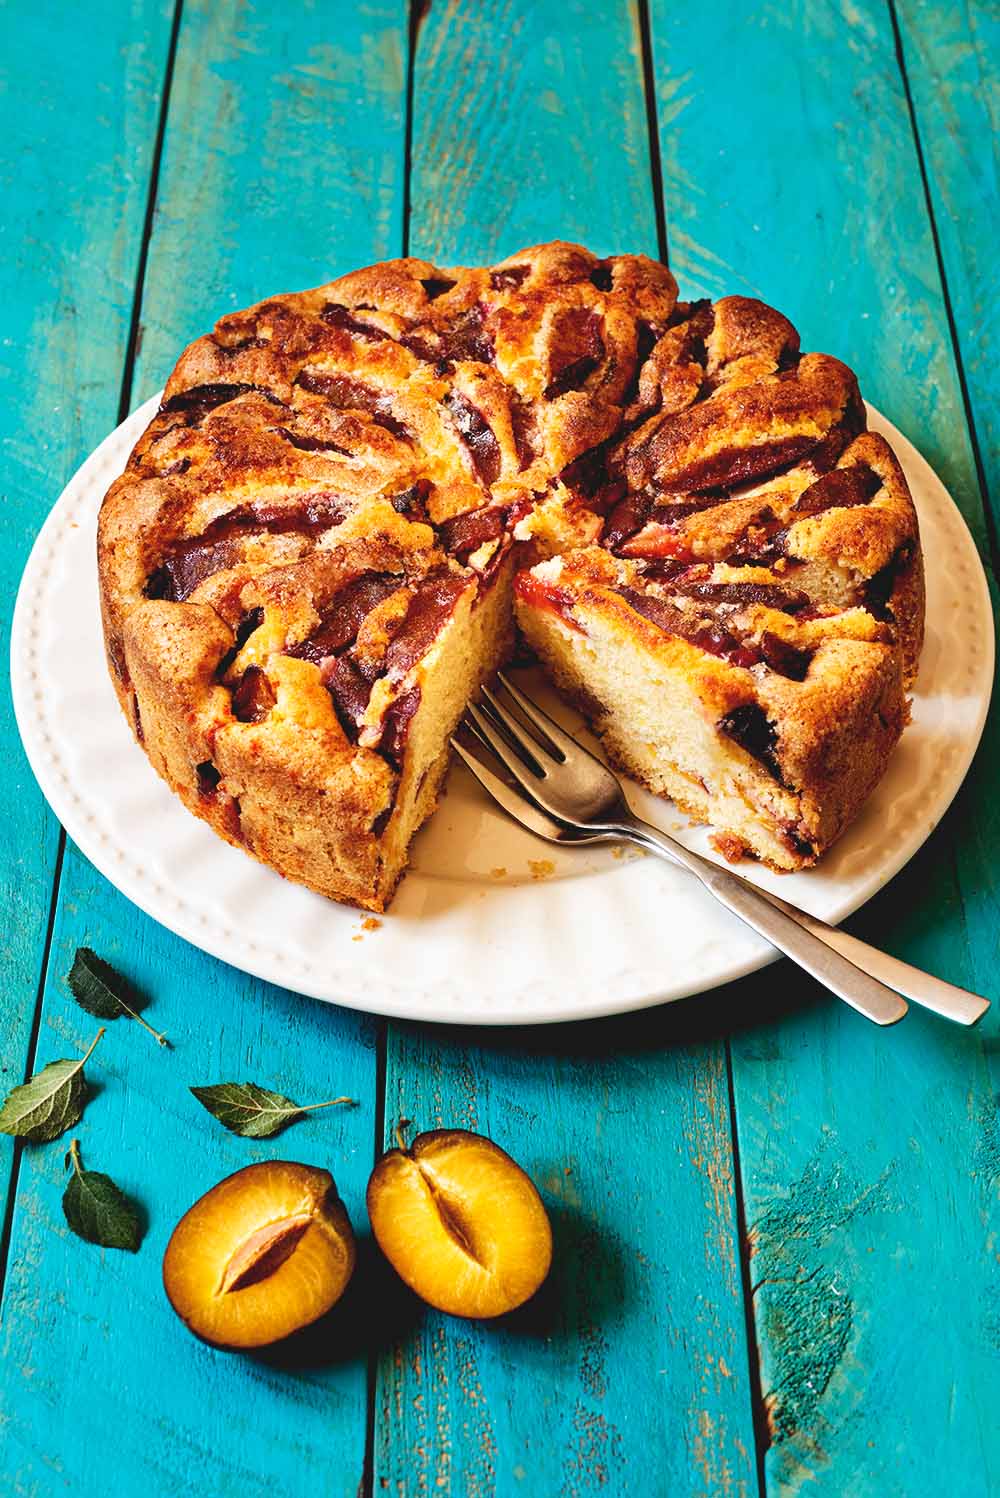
[98,241,924,901]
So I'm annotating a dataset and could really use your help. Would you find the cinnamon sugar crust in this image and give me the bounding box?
[98,241,924,901]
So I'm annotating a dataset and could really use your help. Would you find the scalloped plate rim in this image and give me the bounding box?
[9,394,994,1025]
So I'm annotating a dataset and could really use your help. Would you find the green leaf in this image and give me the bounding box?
[0,1030,105,1142]
[191,1082,354,1138]
[62,1141,142,1251]
[67,948,168,1047]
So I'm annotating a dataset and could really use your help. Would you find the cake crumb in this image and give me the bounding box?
[351,934,363,943]
[362,917,382,932]
[490,866,507,879]
[528,858,555,881]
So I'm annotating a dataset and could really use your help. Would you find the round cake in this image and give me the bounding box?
[98,241,924,910]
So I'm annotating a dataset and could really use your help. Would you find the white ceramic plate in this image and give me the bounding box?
[10,395,994,1024]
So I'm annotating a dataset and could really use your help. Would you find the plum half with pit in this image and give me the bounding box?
[162,1161,355,1349]
[366,1129,552,1318]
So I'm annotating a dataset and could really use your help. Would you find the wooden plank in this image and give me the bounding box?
[375,3,759,1493]
[0,3,408,1493]
[646,0,999,1492]
[893,0,1000,1007]
[0,0,173,1213]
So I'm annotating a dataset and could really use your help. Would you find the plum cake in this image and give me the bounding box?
[98,241,923,908]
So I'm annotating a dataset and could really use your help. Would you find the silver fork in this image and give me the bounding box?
[452,672,990,1028]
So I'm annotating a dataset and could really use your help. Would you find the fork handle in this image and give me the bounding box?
[624,819,988,1026]
[623,820,908,1026]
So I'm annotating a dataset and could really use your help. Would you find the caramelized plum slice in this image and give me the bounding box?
[667,580,809,614]
[379,685,422,767]
[321,653,379,736]
[614,586,763,670]
[719,703,783,780]
[443,392,501,486]
[320,303,394,341]
[792,463,882,517]
[390,483,432,522]
[295,369,413,441]
[544,310,606,399]
[277,428,351,455]
[437,504,506,559]
[366,1130,552,1318]
[162,1161,355,1350]
[490,266,529,292]
[288,573,402,663]
[160,382,276,419]
[384,573,468,679]
[146,497,347,602]
[231,665,276,723]
[440,305,494,364]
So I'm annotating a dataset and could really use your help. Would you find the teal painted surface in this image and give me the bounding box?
[648,0,1000,1491]
[1,2,406,1493]
[374,4,757,1493]
[1,0,998,1493]
[0,0,174,1205]
[895,0,1000,1013]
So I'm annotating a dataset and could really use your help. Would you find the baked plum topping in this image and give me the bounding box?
[421,277,456,301]
[160,382,270,417]
[379,685,421,768]
[667,580,809,614]
[320,303,394,341]
[231,665,276,723]
[514,573,585,633]
[792,464,882,517]
[321,653,377,735]
[384,573,468,678]
[490,266,528,291]
[294,369,412,441]
[441,305,494,364]
[437,504,506,559]
[390,482,432,522]
[758,631,813,680]
[544,310,606,399]
[589,262,614,292]
[639,557,693,585]
[509,395,537,470]
[145,498,347,602]
[443,391,501,485]
[289,573,402,663]
[146,540,238,603]
[667,435,821,493]
[615,586,763,669]
[603,491,652,550]
[559,441,613,498]
[277,427,350,455]
[719,704,783,780]
[195,761,222,797]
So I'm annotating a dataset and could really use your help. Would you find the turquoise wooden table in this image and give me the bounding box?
[2,2,998,1493]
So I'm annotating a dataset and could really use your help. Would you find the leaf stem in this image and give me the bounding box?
[117,998,169,1047]
[298,1096,356,1113]
[81,1028,106,1066]
[68,1138,83,1177]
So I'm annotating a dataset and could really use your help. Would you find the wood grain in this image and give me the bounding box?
[894,0,1000,1018]
[647,0,999,1491]
[374,3,757,1493]
[0,0,174,1212]
[1,3,406,1493]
